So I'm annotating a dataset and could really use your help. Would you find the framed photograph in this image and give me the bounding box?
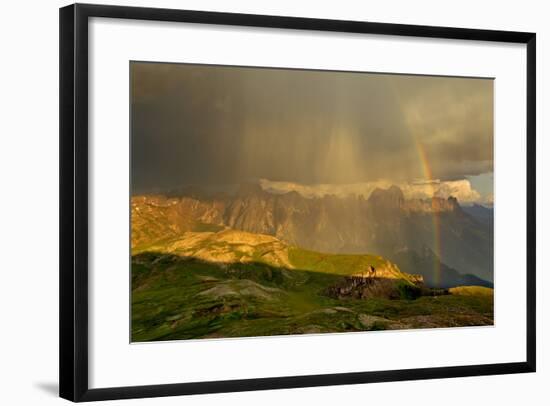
[59,3,536,402]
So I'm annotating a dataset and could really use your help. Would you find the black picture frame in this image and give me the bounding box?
[59,3,536,402]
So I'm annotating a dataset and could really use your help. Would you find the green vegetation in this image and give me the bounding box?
[449,285,494,296]
[131,230,494,342]
[288,247,387,275]
[395,280,423,300]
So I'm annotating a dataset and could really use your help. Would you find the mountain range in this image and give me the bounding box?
[132,183,493,288]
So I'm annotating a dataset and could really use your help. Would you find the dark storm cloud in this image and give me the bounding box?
[131,62,493,193]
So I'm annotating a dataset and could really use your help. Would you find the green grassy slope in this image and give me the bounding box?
[449,286,494,296]
[131,230,493,342]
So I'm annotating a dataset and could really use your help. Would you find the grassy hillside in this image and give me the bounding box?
[131,229,493,342]
[449,286,494,296]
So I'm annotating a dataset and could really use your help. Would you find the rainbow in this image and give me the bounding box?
[388,80,443,286]
[413,138,442,287]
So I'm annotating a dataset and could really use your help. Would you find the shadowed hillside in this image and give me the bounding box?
[131,229,493,341]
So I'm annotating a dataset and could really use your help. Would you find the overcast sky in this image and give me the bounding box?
[131,62,493,201]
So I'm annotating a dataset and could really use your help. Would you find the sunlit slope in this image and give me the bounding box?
[133,228,419,283]
[131,229,493,342]
[131,195,225,252]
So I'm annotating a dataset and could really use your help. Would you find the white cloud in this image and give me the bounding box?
[259,178,484,205]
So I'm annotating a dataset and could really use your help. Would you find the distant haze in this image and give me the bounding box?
[131,62,493,204]
[259,178,488,206]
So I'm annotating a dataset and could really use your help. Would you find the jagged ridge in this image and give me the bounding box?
[132,184,493,285]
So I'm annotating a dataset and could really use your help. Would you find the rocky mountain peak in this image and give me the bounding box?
[430,195,460,212]
[368,185,405,209]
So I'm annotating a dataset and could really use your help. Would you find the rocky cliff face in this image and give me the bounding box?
[131,195,225,249]
[402,196,460,213]
[131,184,493,285]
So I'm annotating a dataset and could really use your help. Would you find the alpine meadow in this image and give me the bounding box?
[130,62,494,342]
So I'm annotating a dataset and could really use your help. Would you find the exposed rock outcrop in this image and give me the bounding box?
[131,183,493,284]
